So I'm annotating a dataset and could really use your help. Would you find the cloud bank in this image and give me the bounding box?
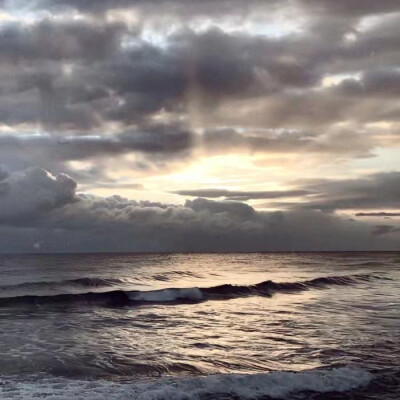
[0,168,397,252]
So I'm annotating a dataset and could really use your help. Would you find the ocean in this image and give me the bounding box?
[0,252,398,399]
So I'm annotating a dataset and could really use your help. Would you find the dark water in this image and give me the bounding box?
[0,253,399,399]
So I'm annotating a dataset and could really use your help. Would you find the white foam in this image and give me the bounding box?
[128,287,203,302]
[0,366,372,400]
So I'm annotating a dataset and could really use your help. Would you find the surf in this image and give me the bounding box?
[0,274,374,309]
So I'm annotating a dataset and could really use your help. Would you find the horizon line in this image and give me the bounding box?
[1,250,399,256]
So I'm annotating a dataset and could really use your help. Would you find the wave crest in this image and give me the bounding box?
[0,274,373,308]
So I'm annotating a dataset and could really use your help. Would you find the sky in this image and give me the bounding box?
[0,0,400,252]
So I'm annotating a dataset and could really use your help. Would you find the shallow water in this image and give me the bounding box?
[0,252,399,399]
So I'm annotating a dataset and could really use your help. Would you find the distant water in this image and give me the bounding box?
[0,252,399,399]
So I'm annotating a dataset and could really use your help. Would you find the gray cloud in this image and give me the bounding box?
[37,0,281,16]
[202,128,374,158]
[336,69,400,98]
[185,197,256,219]
[277,172,400,212]
[172,188,313,201]
[371,225,400,236]
[0,122,193,173]
[79,182,144,190]
[0,19,126,62]
[0,168,397,252]
[23,0,400,18]
[0,0,399,253]
[300,0,400,16]
[84,29,322,123]
[0,28,328,130]
[0,168,77,225]
[356,212,400,217]
[0,5,397,140]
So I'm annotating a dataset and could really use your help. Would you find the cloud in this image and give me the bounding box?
[86,28,322,124]
[336,69,400,98]
[27,0,400,19]
[356,212,400,217]
[355,211,400,219]
[0,168,397,252]
[371,224,400,236]
[79,182,144,190]
[0,168,77,224]
[201,128,374,158]
[37,0,282,16]
[0,0,399,254]
[172,188,313,201]
[0,5,398,153]
[0,19,126,62]
[0,122,193,174]
[276,172,400,212]
[300,0,400,16]
[0,27,327,129]
[185,197,256,219]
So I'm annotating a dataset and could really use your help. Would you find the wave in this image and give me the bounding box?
[345,260,387,267]
[0,272,198,294]
[0,277,125,293]
[0,274,373,308]
[0,366,372,399]
[129,273,372,305]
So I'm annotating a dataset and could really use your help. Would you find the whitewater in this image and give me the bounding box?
[0,252,398,399]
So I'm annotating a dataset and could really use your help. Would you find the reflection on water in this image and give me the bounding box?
[0,253,399,398]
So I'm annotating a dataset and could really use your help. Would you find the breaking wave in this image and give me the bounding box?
[0,274,373,308]
[0,366,372,399]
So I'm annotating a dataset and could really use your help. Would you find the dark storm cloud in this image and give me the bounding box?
[0,7,398,135]
[185,197,256,219]
[0,168,77,224]
[0,18,127,130]
[172,188,313,201]
[82,28,321,123]
[0,28,326,130]
[0,168,396,252]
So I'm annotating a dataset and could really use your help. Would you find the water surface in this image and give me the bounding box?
[0,252,399,399]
